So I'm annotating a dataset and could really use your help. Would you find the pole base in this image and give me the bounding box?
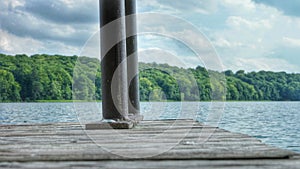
[85,114,143,130]
[86,121,134,130]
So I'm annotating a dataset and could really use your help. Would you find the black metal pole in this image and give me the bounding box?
[100,0,129,121]
[125,0,141,117]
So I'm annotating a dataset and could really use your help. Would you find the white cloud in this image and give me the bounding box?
[1,0,25,9]
[0,30,43,54]
[0,0,299,72]
[230,58,300,72]
[205,0,300,72]
[283,37,300,47]
[0,0,98,56]
[60,0,83,8]
[226,16,272,30]
[0,30,80,56]
[222,0,255,11]
[138,0,218,15]
[137,1,300,72]
[138,13,224,71]
[213,38,244,48]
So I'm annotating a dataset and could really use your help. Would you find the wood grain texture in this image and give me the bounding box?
[0,120,299,168]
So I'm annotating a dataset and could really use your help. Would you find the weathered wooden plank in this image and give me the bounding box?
[1,156,299,169]
[0,120,298,164]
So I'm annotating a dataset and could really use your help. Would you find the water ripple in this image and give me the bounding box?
[0,102,299,153]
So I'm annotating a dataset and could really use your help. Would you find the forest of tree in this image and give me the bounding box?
[0,53,299,102]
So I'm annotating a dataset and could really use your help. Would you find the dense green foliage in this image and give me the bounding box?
[0,54,299,102]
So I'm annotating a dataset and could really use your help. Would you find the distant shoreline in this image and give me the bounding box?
[1,54,299,102]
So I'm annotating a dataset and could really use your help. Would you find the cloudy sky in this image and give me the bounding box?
[1,0,300,72]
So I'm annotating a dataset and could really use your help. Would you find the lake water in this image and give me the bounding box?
[0,102,299,153]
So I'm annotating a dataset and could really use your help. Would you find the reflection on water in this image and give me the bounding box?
[0,102,299,153]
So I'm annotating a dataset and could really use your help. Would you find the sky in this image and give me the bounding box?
[0,0,300,72]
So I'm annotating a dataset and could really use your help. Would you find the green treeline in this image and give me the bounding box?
[0,54,299,102]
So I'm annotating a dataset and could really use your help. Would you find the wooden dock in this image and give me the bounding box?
[0,120,299,168]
